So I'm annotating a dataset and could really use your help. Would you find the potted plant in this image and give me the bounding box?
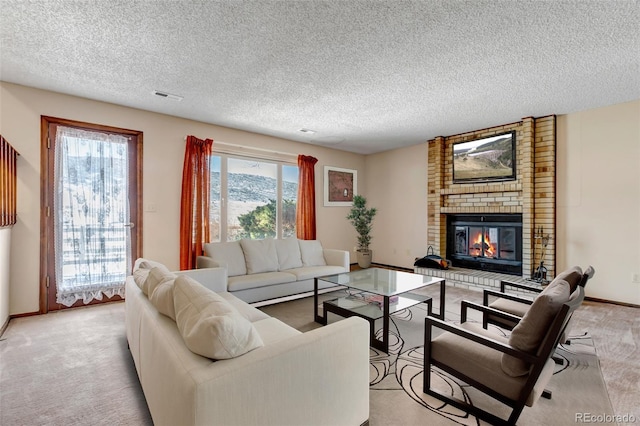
[346,195,377,268]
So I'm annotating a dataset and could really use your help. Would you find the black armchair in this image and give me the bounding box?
[424,280,585,426]
[482,266,594,334]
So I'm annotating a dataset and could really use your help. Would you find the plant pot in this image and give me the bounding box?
[357,250,372,268]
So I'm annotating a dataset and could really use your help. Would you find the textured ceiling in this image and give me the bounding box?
[1,1,639,154]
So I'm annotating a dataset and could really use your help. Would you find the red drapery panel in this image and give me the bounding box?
[179,135,213,270]
[296,155,318,240]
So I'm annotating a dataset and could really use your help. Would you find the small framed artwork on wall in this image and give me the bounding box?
[324,166,357,206]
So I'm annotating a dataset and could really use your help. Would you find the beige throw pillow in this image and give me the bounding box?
[173,275,264,360]
[298,239,326,266]
[203,241,247,277]
[140,264,171,296]
[132,268,150,291]
[502,278,570,377]
[275,238,303,270]
[240,238,279,274]
[148,269,177,320]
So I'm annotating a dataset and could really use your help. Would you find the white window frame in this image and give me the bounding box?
[210,145,298,242]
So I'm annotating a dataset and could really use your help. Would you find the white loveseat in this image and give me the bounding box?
[196,238,349,303]
[125,259,370,426]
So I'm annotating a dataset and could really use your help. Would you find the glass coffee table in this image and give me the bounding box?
[314,268,445,353]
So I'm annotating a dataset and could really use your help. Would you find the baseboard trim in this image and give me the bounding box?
[0,316,9,338]
[584,296,639,308]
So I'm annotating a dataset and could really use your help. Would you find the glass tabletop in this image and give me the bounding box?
[318,268,442,296]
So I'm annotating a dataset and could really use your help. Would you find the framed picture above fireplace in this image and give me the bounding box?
[452,131,516,183]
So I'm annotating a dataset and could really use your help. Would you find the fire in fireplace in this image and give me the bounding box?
[447,214,522,275]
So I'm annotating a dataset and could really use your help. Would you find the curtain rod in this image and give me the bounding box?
[184,136,298,159]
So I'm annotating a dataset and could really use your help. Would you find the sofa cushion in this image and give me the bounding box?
[227,271,297,293]
[204,241,247,277]
[252,317,301,346]
[173,275,264,360]
[502,278,570,377]
[275,238,303,270]
[298,240,326,267]
[240,238,279,274]
[217,292,270,322]
[286,265,348,281]
[149,270,178,320]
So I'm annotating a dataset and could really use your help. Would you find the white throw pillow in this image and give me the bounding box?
[132,268,150,291]
[140,264,172,296]
[149,271,177,320]
[203,241,247,277]
[136,258,169,272]
[240,238,279,274]
[275,238,303,270]
[298,239,327,266]
[173,275,264,359]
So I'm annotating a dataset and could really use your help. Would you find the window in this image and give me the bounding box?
[209,154,298,242]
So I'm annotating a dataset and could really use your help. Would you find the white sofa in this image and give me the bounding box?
[125,259,370,426]
[196,238,349,303]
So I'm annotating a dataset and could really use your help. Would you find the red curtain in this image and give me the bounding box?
[179,135,213,270]
[296,155,318,240]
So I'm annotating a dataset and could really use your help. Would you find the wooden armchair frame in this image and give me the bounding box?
[423,286,585,426]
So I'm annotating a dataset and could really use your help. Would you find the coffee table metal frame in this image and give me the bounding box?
[314,268,445,353]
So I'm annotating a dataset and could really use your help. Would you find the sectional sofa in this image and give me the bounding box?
[196,238,349,303]
[125,258,370,426]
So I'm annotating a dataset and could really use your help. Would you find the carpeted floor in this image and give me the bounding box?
[0,284,637,425]
[260,286,620,426]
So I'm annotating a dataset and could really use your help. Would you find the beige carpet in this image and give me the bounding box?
[261,286,616,426]
[0,284,636,426]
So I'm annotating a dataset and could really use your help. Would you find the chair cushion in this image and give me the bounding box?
[204,241,247,277]
[299,240,327,266]
[240,238,279,274]
[173,275,264,360]
[275,238,303,270]
[488,297,531,318]
[430,322,555,406]
[550,266,583,293]
[502,278,570,377]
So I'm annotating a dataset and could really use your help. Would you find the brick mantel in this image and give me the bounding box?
[427,116,556,279]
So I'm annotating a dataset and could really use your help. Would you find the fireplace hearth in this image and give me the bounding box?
[446,214,522,275]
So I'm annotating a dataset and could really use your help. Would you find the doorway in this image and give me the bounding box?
[40,117,142,312]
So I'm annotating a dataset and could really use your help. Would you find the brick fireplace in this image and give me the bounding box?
[424,116,556,285]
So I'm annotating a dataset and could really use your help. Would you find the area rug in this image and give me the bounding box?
[260,289,615,426]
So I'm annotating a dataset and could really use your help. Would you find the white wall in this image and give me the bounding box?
[1,81,638,313]
[0,227,10,330]
[556,100,640,305]
[366,100,640,305]
[365,144,428,268]
[0,82,365,315]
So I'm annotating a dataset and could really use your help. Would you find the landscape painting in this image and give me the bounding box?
[452,131,516,182]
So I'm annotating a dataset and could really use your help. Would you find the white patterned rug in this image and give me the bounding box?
[262,289,614,426]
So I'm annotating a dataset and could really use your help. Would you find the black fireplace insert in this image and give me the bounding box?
[446,214,522,275]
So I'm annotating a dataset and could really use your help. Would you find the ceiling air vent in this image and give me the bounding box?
[152,90,183,101]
